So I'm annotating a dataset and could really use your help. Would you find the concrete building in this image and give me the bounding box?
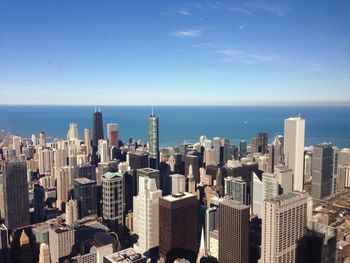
[65,199,78,226]
[219,199,250,263]
[170,174,186,194]
[337,148,350,192]
[49,224,75,263]
[284,117,305,192]
[274,164,293,194]
[136,168,160,192]
[38,148,54,175]
[159,192,197,262]
[133,175,162,253]
[0,161,30,230]
[312,144,333,200]
[259,192,308,263]
[187,164,196,194]
[84,128,92,155]
[102,172,123,226]
[56,168,70,211]
[107,123,119,148]
[39,243,50,263]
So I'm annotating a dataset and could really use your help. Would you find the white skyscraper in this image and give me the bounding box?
[12,136,21,157]
[170,174,186,194]
[102,172,124,225]
[38,148,54,175]
[99,139,109,163]
[284,117,305,192]
[133,175,162,253]
[67,122,78,140]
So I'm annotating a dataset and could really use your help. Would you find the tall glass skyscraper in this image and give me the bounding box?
[148,111,159,169]
[92,109,104,165]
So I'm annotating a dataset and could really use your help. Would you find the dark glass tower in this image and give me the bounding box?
[92,109,104,165]
[148,111,159,169]
[73,177,97,219]
[33,184,45,223]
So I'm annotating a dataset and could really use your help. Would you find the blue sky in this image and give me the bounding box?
[0,0,350,105]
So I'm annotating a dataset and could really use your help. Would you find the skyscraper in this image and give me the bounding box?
[84,128,92,155]
[133,175,162,253]
[219,199,250,263]
[107,123,119,148]
[170,174,186,194]
[187,164,196,194]
[239,140,247,158]
[148,110,159,169]
[65,199,78,226]
[102,172,124,226]
[0,160,30,230]
[312,144,333,200]
[92,109,104,165]
[73,177,97,219]
[284,117,305,192]
[159,192,197,261]
[224,176,247,205]
[259,192,308,263]
[34,183,45,223]
[49,224,75,263]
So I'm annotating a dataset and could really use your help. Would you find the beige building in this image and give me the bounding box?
[259,192,307,263]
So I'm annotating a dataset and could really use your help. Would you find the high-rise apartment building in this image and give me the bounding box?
[49,224,75,263]
[159,193,197,261]
[284,117,305,192]
[312,144,333,200]
[65,199,78,226]
[102,172,124,226]
[0,161,30,230]
[38,148,54,175]
[84,128,92,155]
[133,175,162,253]
[337,148,350,192]
[107,123,119,148]
[259,192,308,263]
[148,111,159,169]
[219,199,250,263]
[73,177,97,219]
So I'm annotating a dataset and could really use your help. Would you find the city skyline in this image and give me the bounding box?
[1,0,350,105]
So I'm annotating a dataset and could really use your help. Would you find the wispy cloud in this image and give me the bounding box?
[190,1,289,16]
[176,9,192,16]
[173,28,203,38]
[215,48,280,63]
[239,22,248,30]
[161,9,192,16]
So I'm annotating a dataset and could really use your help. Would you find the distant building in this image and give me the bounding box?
[107,123,119,148]
[92,109,104,165]
[284,117,305,192]
[239,140,247,158]
[148,111,159,169]
[259,192,307,263]
[34,184,45,223]
[74,177,97,219]
[159,192,197,262]
[0,160,30,230]
[219,199,249,263]
[312,144,333,200]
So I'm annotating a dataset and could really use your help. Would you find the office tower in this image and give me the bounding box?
[258,132,268,154]
[39,243,50,263]
[272,135,284,165]
[128,151,149,169]
[56,168,70,211]
[77,163,96,180]
[99,139,109,163]
[331,146,339,194]
[187,164,196,194]
[159,193,197,261]
[274,164,293,194]
[92,109,104,165]
[12,135,21,157]
[49,225,75,263]
[102,172,124,226]
[39,130,46,147]
[74,177,97,219]
[259,192,307,263]
[34,184,45,223]
[133,175,162,253]
[252,173,263,218]
[148,110,159,169]
[84,128,92,155]
[65,199,78,226]
[304,153,312,183]
[212,137,221,165]
[312,144,333,199]
[215,168,223,195]
[336,148,350,192]
[137,168,160,192]
[284,117,305,192]
[170,174,186,194]
[239,140,247,158]
[38,148,54,175]
[0,161,30,230]
[53,148,68,169]
[107,123,119,148]
[219,199,249,263]
[267,144,275,173]
[32,134,37,146]
[224,176,247,205]
[184,153,201,183]
[262,173,279,199]
[67,122,78,140]
[301,222,337,263]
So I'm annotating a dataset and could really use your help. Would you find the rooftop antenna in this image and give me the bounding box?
[98,98,101,112]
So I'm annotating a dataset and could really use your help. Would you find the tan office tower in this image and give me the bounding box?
[67,122,78,140]
[56,168,70,211]
[284,117,305,192]
[39,243,50,263]
[219,199,250,263]
[49,225,75,263]
[107,123,119,148]
[159,193,197,262]
[84,128,91,155]
[187,164,196,194]
[65,199,78,226]
[259,192,307,263]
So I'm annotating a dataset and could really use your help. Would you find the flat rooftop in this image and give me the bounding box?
[104,247,146,263]
[161,192,196,203]
[74,177,96,185]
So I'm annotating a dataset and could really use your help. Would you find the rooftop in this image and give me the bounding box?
[161,192,196,203]
[74,177,96,185]
[104,247,146,263]
[102,171,123,180]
